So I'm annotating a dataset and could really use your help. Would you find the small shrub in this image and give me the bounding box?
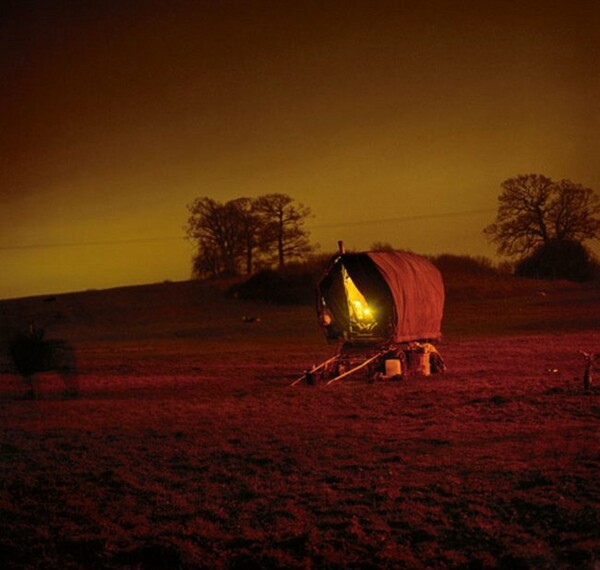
[515,240,595,282]
[430,254,498,275]
[227,269,316,305]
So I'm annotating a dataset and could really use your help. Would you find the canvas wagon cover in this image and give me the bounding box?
[318,251,444,343]
[368,251,444,342]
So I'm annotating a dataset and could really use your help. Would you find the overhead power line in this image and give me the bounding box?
[0,236,186,251]
[0,208,495,251]
[309,208,495,229]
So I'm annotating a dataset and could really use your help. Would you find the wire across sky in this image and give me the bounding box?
[0,208,496,251]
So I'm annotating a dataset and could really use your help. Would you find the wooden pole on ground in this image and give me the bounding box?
[325,351,384,386]
[291,355,339,386]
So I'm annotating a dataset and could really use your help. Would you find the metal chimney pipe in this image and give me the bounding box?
[338,240,346,254]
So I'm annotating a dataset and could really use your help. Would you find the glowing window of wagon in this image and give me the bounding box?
[342,267,376,328]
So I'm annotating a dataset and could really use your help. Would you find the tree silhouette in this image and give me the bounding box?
[253,193,315,268]
[229,197,262,274]
[186,194,315,277]
[185,197,245,277]
[484,174,600,257]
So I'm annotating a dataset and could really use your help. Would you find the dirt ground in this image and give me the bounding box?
[0,279,598,568]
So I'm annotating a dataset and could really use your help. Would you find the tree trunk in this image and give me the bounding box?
[278,235,284,268]
[277,216,284,268]
[246,241,253,274]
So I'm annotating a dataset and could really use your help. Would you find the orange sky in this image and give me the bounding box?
[2,1,599,299]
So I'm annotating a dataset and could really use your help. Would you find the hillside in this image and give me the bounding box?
[1,272,598,351]
[0,273,599,569]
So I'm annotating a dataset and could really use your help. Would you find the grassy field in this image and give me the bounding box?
[0,275,599,569]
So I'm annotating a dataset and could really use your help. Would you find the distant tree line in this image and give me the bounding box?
[185,193,315,278]
[185,174,599,283]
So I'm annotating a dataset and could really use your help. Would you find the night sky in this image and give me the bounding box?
[2,1,599,299]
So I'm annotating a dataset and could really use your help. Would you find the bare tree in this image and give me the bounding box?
[186,194,316,277]
[254,193,315,268]
[484,174,600,257]
[551,179,600,242]
[191,238,222,279]
[229,197,262,274]
[185,197,245,277]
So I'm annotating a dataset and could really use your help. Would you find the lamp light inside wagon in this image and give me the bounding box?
[352,299,374,321]
[344,270,375,324]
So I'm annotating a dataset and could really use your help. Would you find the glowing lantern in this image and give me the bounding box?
[343,267,376,329]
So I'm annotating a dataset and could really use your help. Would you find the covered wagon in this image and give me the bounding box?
[294,245,445,385]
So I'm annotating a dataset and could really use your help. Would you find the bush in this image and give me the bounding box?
[430,254,498,275]
[227,269,317,305]
[515,240,596,282]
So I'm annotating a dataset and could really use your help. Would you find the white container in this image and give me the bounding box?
[385,359,402,377]
[413,352,431,376]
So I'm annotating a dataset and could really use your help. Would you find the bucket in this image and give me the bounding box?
[385,359,402,377]
[413,351,430,376]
